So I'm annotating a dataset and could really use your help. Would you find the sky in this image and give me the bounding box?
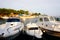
[0,0,60,16]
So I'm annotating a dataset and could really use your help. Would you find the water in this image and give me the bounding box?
[0,32,60,40]
[13,31,60,40]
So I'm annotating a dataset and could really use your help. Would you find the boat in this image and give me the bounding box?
[25,18,43,38]
[37,15,60,37]
[0,17,24,39]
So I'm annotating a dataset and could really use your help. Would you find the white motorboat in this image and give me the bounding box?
[0,17,24,39]
[37,15,60,37]
[25,22,43,38]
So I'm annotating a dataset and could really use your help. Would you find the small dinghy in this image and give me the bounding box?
[25,22,43,38]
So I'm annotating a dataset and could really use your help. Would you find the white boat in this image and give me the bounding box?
[37,15,60,37]
[0,17,24,39]
[25,22,43,38]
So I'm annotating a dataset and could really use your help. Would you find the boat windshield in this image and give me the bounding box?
[50,17,54,21]
[7,18,20,22]
[29,27,38,30]
[44,17,49,21]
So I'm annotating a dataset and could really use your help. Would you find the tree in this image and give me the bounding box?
[24,11,29,15]
[18,10,24,14]
[38,13,41,15]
